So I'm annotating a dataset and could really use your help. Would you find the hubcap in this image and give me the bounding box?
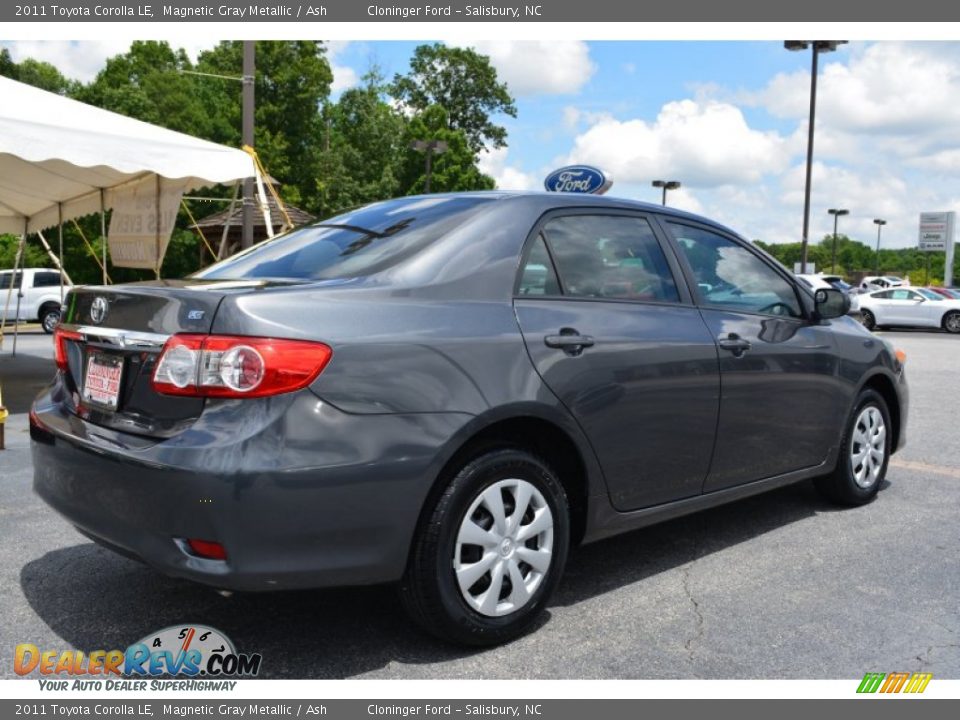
[453,478,554,617]
[850,405,886,489]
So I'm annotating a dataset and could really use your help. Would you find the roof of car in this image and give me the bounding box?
[418,190,745,238]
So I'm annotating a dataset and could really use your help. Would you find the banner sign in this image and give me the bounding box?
[107,176,187,271]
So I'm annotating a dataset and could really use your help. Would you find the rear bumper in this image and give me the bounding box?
[31,383,470,591]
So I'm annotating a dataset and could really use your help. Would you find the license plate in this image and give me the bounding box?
[82,352,123,409]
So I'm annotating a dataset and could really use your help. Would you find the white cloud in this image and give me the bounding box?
[754,43,960,161]
[565,99,789,188]
[325,41,359,95]
[466,41,596,96]
[1,40,131,82]
[0,40,222,82]
[478,147,539,191]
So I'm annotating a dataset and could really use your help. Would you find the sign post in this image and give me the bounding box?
[918,211,956,287]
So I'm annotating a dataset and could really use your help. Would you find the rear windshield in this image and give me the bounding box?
[194,195,498,281]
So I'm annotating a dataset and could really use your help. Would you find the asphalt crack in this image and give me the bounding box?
[681,565,704,663]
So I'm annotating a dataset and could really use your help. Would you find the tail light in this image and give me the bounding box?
[152,334,332,398]
[186,539,228,561]
[54,327,83,370]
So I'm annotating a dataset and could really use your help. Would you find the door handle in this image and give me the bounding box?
[718,333,751,357]
[544,329,595,356]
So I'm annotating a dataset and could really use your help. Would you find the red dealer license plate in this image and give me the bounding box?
[82,352,123,409]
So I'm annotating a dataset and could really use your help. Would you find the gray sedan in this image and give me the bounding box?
[31,192,908,645]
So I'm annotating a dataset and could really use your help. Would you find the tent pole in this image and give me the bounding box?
[36,231,73,286]
[100,188,108,285]
[219,181,240,259]
[1,220,27,353]
[58,203,65,303]
[155,175,162,280]
[11,221,27,358]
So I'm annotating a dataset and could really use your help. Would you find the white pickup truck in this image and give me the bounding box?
[0,268,71,333]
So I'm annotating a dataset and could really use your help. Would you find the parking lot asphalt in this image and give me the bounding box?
[0,329,958,679]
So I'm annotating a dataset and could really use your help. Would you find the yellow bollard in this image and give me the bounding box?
[0,384,7,450]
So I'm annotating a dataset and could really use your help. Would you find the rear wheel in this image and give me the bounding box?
[815,389,891,506]
[400,448,570,646]
[860,309,876,331]
[943,311,960,334]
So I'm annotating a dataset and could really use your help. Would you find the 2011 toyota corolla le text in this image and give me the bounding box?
[31,192,908,645]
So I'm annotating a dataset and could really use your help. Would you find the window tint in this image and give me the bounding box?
[891,289,917,301]
[668,223,802,318]
[916,288,942,301]
[518,235,561,296]
[194,195,497,281]
[541,215,679,302]
[33,272,62,287]
[0,272,22,290]
[872,290,893,299]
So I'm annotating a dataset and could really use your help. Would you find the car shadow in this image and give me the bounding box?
[19,479,882,678]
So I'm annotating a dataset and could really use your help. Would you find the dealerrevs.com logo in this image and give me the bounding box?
[15,625,262,690]
[857,672,933,694]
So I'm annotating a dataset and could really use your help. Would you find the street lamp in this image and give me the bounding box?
[827,208,849,272]
[785,40,848,273]
[410,139,449,193]
[873,218,887,274]
[652,180,681,206]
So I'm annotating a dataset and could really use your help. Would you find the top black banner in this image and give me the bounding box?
[4,0,960,22]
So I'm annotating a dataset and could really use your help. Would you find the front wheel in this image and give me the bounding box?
[943,311,960,334]
[815,389,891,506]
[400,449,570,646]
[860,309,876,331]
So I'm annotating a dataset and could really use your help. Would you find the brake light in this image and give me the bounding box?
[152,334,332,398]
[53,327,82,370]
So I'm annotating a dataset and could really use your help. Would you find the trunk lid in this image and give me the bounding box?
[57,280,269,438]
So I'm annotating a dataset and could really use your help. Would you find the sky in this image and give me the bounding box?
[3,38,960,250]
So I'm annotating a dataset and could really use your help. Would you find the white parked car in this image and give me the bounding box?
[859,275,909,293]
[797,274,859,311]
[858,286,960,333]
[0,268,71,333]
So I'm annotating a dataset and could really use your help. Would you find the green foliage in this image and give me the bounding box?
[391,43,517,154]
[399,106,495,194]
[754,234,960,283]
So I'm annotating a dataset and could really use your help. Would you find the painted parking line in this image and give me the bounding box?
[890,458,960,479]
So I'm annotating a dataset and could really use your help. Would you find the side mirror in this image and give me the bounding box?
[814,287,850,320]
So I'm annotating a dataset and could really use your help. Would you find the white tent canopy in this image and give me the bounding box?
[0,75,256,235]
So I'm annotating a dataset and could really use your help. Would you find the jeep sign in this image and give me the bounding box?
[544,165,612,195]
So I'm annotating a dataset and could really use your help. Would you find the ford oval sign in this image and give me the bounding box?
[544,165,613,195]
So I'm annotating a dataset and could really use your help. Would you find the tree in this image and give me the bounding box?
[196,41,333,210]
[390,43,516,154]
[399,106,495,194]
[315,70,407,217]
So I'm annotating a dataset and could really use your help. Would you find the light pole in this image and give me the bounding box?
[652,180,681,206]
[410,140,449,193]
[785,40,847,274]
[873,218,886,274]
[827,208,849,272]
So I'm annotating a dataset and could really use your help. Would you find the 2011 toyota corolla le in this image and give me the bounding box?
[31,192,908,646]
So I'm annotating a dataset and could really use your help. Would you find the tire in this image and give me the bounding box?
[39,305,60,334]
[943,311,960,334]
[860,309,876,331]
[815,389,892,506]
[400,448,570,646]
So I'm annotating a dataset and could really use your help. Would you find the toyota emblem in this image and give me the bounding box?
[90,297,109,325]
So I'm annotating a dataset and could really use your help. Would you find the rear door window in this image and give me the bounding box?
[538,215,680,303]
